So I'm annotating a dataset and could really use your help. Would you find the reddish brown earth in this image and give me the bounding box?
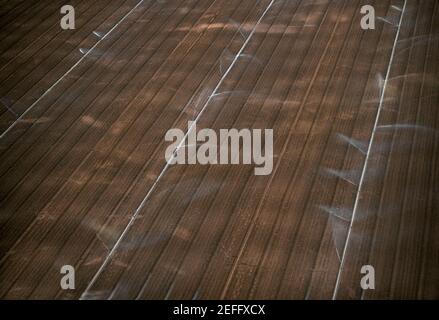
[0,0,437,299]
